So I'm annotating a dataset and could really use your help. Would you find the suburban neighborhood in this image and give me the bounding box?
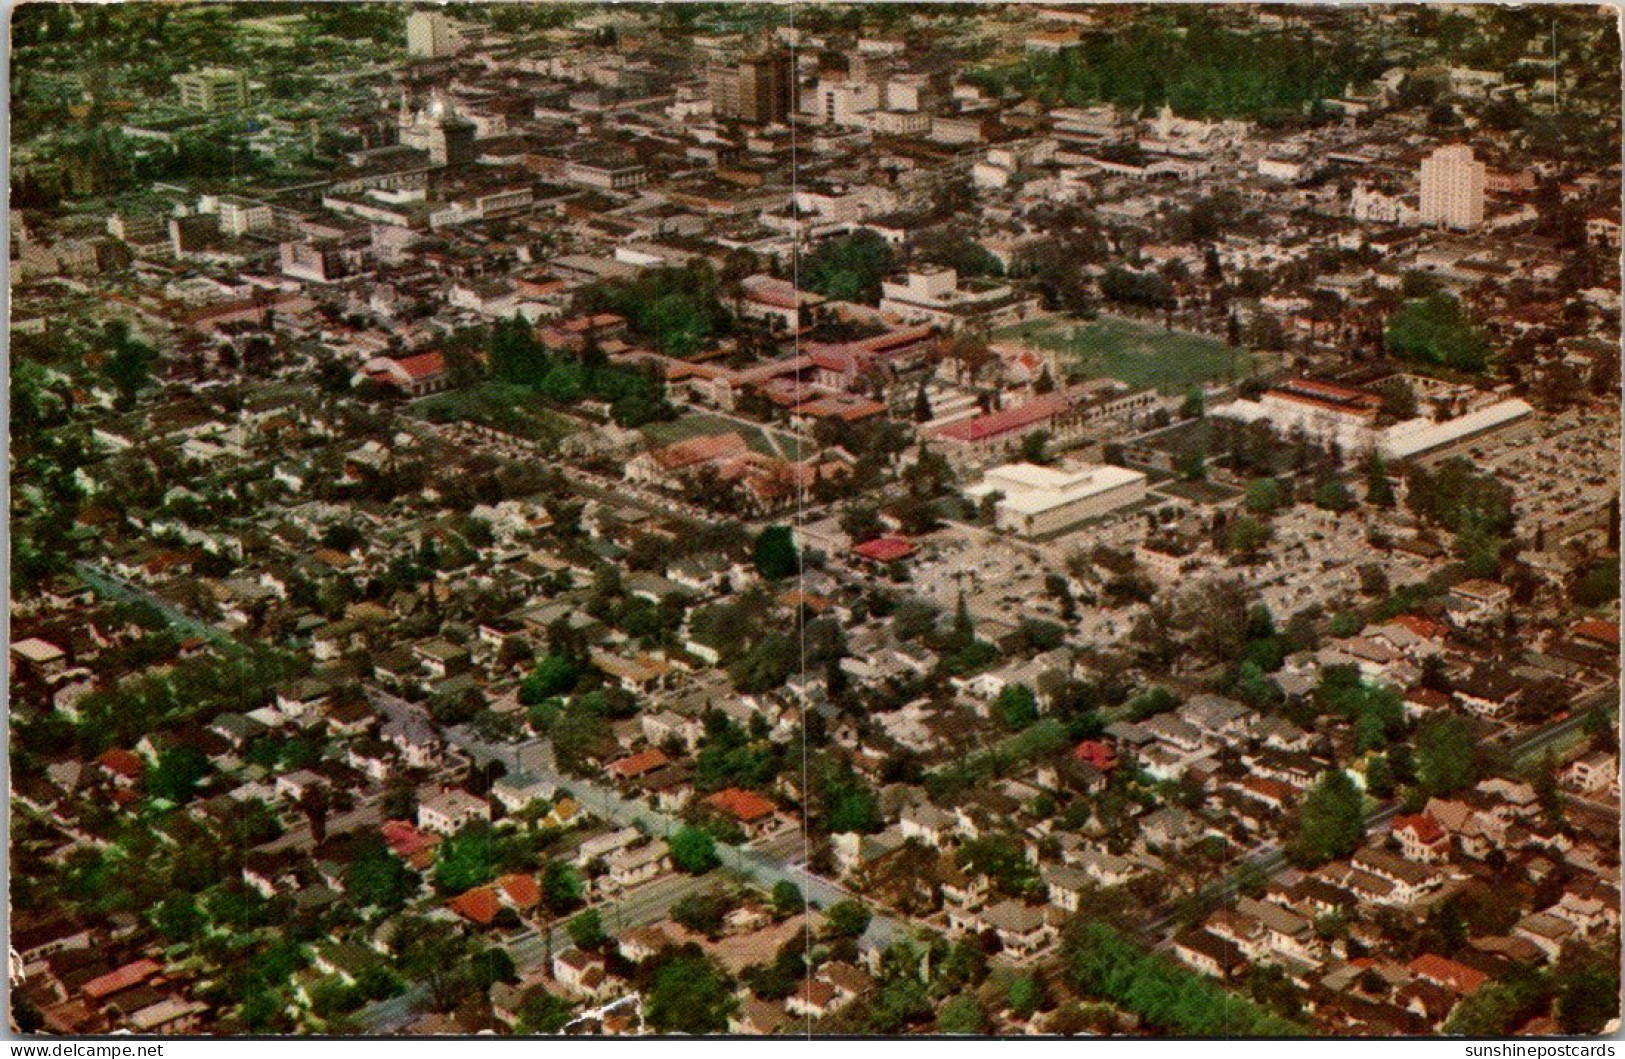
[7,1,1622,1039]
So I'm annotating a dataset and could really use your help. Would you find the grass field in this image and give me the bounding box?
[639,413,806,459]
[997,314,1255,394]
[411,383,578,445]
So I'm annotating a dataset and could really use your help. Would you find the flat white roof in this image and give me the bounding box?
[968,461,1146,515]
[1379,399,1534,459]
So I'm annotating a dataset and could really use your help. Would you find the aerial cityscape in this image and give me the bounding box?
[7,1,1622,1039]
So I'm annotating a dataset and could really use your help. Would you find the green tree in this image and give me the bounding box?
[518,653,581,703]
[645,948,737,1034]
[148,746,210,804]
[568,908,608,951]
[753,525,799,581]
[435,826,495,895]
[1227,515,1273,555]
[516,986,572,1034]
[992,683,1040,731]
[825,899,872,938]
[541,859,586,914]
[1556,963,1621,1035]
[936,994,987,1034]
[346,835,417,912]
[1244,477,1285,515]
[1008,973,1048,1017]
[1365,453,1395,508]
[1385,292,1492,373]
[1290,769,1365,865]
[154,893,203,942]
[668,826,721,874]
[802,230,895,304]
[1415,714,1479,795]
[771,880,803,917]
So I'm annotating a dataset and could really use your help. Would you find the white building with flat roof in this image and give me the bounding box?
[967,461,1147,538]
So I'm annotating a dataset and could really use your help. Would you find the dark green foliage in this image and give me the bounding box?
[580,265,731,359]
[346,835,417,913]
[568,908,608,951]
[148,746,211,804]
[668,826,720,874]
[802,231,895,304]
[936,994,987,1034]
[1065,920,1302,1036]
[644,946,737,1034]
[435,826,495,895]
[1385,293,1493,373]
[1573,557,1620,607]
[1290,769,1365,865]
[957,832,1040,897]
[1415,714,1480,795]
[518,653,583,704]
[671,889,735,937]
[541,859,586,914]
[753,525,799,580]
[825,899,872,938]
[993,683,1040,731]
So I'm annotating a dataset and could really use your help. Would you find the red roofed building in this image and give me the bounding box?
[705,787,779,834]
[1072,740,1119,772]
[362,351,450,396]
[1391,614,1451,642]
[1409,953,1488,996]
[608,748,671,781]
[1572,619,1619,650]
[96,748,145,788]
[497,873,540,912]
[625,432,752,485]
[1239,776,1295,812]
[83,958,162,1001]
[1393,814,1450,863]
[852,536,918,564]
[381,819,442,869]
[450,886,503,926]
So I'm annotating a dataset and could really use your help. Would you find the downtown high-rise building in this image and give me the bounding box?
[1418,144,1486,230]
[406,10,466,59]
[709,49,797,125]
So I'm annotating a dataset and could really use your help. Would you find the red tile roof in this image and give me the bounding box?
[935,391,1073,442]
[381,819,441,859]
[1572,619,1619,647]
[1409,953,1488,996]
[1072,740,1119,771]
[497,873,540,911]
[395,351,447,380]
[83,959,162,1001]
[1394,813,1446,844]
[449,885,501,926]
[608,748,671,780]
[96,748,145,780]
[852,536,917,563]
[705,787,776,823]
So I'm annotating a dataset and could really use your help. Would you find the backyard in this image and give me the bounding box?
[997,314,1258,394]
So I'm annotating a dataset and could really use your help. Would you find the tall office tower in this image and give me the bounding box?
[709,49,797,125]
[1419,144,1486,230]
[406,10,466,59]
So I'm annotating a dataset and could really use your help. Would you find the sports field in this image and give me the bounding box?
[639,412,806,459]
[996,314,1256,394]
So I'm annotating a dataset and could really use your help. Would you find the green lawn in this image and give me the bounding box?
[996,314,1255,395]
[639,413,805,459]
[411,383,578,445]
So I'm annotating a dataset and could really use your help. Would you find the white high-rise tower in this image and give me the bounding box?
[1418,144,1486,230]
